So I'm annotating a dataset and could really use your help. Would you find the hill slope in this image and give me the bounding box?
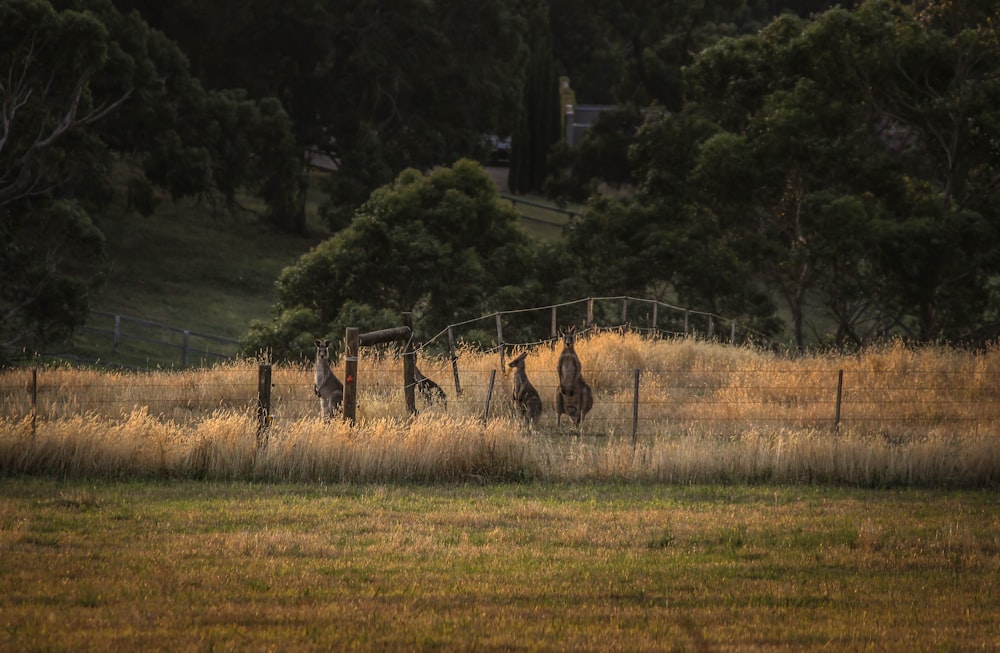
[64,166,569,366]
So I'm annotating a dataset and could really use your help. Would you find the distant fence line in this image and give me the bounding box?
[79,311,241,368]
[420,296,778,361]
[498,193,583,227]
[72,296,773,370]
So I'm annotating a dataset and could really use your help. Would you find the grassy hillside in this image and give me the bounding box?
[82,172,331,339]
[65,166,568,365]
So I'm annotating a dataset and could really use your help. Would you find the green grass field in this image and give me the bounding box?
[1,478,996,652]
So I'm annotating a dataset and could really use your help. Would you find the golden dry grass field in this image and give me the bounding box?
[2,332,999,485]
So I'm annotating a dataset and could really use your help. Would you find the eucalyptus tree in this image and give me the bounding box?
[682,0,1000,345]
[243,160,541,360]
[119,0,528,232]
[1,0,302,361]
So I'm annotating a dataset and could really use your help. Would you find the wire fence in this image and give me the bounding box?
[74,311,241,368]
[61,295,777,370]
[3,359,998,441]
[417,296,778,356]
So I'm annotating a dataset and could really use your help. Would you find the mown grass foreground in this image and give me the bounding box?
[0,479,997,652]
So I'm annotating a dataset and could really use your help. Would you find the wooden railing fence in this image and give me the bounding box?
[80,311,241,367]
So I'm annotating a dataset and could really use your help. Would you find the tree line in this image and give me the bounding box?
[3,0,998,363]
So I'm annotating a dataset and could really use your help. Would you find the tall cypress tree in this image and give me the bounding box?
[509,15,560,195]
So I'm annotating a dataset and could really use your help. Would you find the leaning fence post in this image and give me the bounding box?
[113,315,121,353]
[495,313,505,368]
[482,369,497,425]
[834,369,844,433]
[31,367,38,437]
[402,312,417,416]
[447,326,462,395]
[344,327,359,425]
[631,369,641,451]
[256,364,272,447]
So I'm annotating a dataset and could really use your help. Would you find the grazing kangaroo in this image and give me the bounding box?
[413,364,447,408]
[509,351,542,424]
[555,326,593,427]
[314,339,344,420]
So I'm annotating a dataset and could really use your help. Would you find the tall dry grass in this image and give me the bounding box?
[2,332,999,486]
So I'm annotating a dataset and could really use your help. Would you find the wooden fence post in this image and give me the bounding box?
[495,313,505,368]
[256,364,272,447]
[448,326,462,395]
[482,369,497,425]
[684,310,690,335]
[344,327,359,425]
[31,368,37,437]
[182,330,190,367]
[834,369,844,433]
[113,315,121,353]
[652,303,658,331]
[587,298,594,328]
[631,369,640,450]
[621,297,628,328]
[730,320,736,345]
[402,312,417,415]
[550,306,557,341]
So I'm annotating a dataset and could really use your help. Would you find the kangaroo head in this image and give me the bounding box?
[314,339,332,363]
[560,325,577,351]
[508,352,528,369]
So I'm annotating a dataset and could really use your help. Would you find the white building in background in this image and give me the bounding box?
[560,76,612,146]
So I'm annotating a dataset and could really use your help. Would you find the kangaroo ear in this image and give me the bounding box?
[323,340,331,347]
[314,339,322,347]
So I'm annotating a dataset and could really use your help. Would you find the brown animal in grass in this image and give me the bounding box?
[555,326,593,427]
[508,351,542,425]
[413,364,447,408]
[314,339,344,420]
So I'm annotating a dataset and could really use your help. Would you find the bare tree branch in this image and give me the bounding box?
[0,36,132,206]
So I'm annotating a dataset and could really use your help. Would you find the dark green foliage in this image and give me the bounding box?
[509,15,561,195]
[0,0,303,361]
[243,160,540,361]
[572,0,1000,348]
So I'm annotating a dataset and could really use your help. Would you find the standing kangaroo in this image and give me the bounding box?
[509,351,542,424]
[314,339,344,420]
[555,326,593,427]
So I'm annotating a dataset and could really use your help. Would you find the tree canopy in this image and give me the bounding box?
[0,0,302,362]
[242,160,542,360]
[8,0,1000,362]
[569,0,1000,348]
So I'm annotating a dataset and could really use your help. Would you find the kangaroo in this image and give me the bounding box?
[556,375,593,427]
[314,339,344,420]
[508,351,542,424]
[557,325,582,396]
[414,364,447,408]
[555,326,592,427]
